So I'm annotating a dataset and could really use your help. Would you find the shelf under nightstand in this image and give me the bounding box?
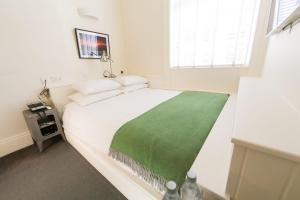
[23,107,65,152]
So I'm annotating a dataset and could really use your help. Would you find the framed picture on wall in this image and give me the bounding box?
[75,28,110,59]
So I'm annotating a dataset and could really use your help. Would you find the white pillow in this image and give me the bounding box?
[68,90,122,106]
[123,84,148,93]
[72,79,121,95]
[116,75,148,86]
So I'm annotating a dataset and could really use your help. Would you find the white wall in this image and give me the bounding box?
[262,23,300,112]
[121,0,271,93]
[0,0,124,145]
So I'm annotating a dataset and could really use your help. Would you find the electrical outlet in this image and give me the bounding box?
[49,76,62,82]
[40,76,47,84]
[40,75,63,87]
[81,72,88,80]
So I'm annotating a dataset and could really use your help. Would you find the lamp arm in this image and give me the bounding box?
[109,58,113,75]
[90,52,116,78]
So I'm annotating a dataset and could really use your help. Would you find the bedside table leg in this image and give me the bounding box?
[61,133,67,141]
[37,141,44,152]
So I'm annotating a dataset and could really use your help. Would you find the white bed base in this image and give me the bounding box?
[64,95,237,200]
[65,131,162,200]
[66,131,228,200]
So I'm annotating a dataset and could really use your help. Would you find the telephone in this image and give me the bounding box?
[27,102,47,112]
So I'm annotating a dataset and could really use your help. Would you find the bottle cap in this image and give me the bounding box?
[187,171,197,182]
[166,181,177,193]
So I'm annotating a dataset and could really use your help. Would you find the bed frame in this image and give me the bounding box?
[50,86,236,200]
[66,131,162,200]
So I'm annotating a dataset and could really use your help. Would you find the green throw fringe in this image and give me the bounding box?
[109,148,166,191]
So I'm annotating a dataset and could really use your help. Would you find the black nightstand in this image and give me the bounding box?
[23,107,65,152]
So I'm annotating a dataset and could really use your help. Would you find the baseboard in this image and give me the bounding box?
[0,131,33,157]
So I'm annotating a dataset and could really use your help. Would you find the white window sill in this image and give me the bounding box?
[169,64,249,69]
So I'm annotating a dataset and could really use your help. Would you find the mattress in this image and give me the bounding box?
[63,88,181,154]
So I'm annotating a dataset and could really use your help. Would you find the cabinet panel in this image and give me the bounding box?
[235,149,294,200]
[284,165,300,200]
[226,145,246,196]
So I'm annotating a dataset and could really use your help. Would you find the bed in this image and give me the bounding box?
[61,88,234,200]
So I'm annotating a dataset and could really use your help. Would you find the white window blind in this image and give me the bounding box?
[276,0,300,25]
[170,0,260,68]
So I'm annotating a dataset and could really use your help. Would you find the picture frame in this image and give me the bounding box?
[75,28,110,59]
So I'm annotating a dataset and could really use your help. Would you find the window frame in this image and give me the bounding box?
[267,0,300,35]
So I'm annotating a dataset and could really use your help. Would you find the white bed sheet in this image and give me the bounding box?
[63,88,181,154]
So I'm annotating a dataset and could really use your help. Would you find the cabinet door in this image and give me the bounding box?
[227,145,300,200]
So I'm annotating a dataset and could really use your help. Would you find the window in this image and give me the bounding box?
[274,0,300,26]
[170,0,261,68]
[267,0,300,34]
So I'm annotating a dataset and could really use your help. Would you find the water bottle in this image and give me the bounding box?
[180,171,203,200]
[162,181,181,200]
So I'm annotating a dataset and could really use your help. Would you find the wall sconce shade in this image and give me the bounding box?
[77,8,99,20]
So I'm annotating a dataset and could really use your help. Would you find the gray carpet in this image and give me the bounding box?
[0,138,127,200]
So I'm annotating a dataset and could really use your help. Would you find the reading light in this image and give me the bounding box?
[90,51,116,79]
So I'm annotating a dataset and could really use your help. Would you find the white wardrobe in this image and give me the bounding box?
[226,78,300,200]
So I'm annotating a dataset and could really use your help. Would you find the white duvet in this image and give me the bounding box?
[63,88,181,154]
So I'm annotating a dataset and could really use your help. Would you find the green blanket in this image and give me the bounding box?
[109,91,229,189]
